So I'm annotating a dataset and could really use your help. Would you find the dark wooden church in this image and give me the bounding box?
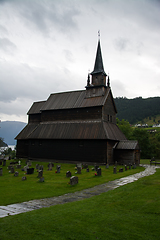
[16,40,140,165]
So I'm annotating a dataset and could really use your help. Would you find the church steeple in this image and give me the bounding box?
[91,40,107,77]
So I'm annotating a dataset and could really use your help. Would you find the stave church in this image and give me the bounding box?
[16,39,140,165]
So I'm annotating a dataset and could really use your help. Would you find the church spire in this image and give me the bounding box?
[90,40,107,76]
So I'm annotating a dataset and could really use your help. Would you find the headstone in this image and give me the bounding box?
[48,162,53,171]
[56,165,61,173]
[39,177,44,182]
[77,167,81,174]
[83,164,88,169]
[27,160,32,167]
[97,168,101,176]
[36,164,39,170]
[27,168,34,174]
[11,167,15,174]
[113,166,117,174]
[133,163,136,169]
[18,160,21,165]
[23,165,29,172]
[125,165,127,171]
[129,163,131,170]
[0,161,2,165]
[8,165,12,170]
[0,168,2,176]
[38,165,43,171]
[94,165,99,171]
[38,170,43,178]
[17,164,21,169]
[22,176,27,181]
[106,164,109,169]
[77,163,82,169]
[119,168,123,172]
[66,171,72,177]
[48,162,54,168]
[115,161,117,166]
[86,168,89,172]
[3,160,6,166]
[14,171,19,177]
[70,176,78,185]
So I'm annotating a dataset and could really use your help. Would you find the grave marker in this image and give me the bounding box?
[0,168,2,176]
[66,171,72,177]
[14,171,19,177]
[97,168,101,176]
[70,176,78,185]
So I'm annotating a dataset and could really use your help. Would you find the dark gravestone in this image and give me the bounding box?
[0,168,2,176]
[11,167,15,174]
[27,168,34,174]
[94,165,99,171]
[17,164,21,169]
[77,167,81,174]
[39,177,44,182]
[83,164,88,169]
[106,164,109,169]
[132,163,136,169]
[66,171,72,177]
[86,168,89,172]
[129,163,131,170]
[97,168,101,176]
[115,161,117,166]
[48,162,54,168]
[8,165,12,170]
[119,168,123,172]
[38,170,43,178]
[3,160,6,166]
[27,160,32,167]
[22,176,27,181]
[113,166,117,174]
[14,171,19,177]
[77,163,82,169]
[125,165,127,171]
[70,176,78,185]
[56,165,61,173]
[0,161,2,165]
[38,165,43,171]
[23,165,29,172]
[36,164,39,170]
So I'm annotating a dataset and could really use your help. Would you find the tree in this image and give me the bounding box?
[116,118,133,139]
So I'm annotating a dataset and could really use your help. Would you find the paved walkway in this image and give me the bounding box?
[0,165,159,218]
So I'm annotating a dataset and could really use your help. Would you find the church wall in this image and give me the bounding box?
[16,140,29,158]
[29,114,41,123]
[102,92,116,123]
[27,139,107,164]
[41,107,102,122]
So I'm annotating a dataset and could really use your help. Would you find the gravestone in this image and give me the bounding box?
[77,167,81,174]
[119,168,123,172]
[17,164,21,169]
[70,176,78,185]
[113,166,117,174]
[0,161,2,165]
[14,171,19,177]
[83,164,88,169]
[36,164,39,170]
[8,165,12,170]
[133,163,136,169]
[125,165,127,171]
[115,161,117,166]
[48,162,54,168]
[11,167,15,174]
[86,168,89,172]
[77,163,82,169]
[39,177,44,182]
[3,160,6,166]
[94,165,99,171]
[129,163,131,170]
[0,168,2,176]
[48,162,53,171]
[56,165,61,173]
[38,165,43,171]
[22,176,27,181]
[18,160,21,165]
[106,164,109,169]
[27,160,32,167]
[66,171,72,177]
[38,170,43,178]
[97,168,101,176]
[27,168,34,174]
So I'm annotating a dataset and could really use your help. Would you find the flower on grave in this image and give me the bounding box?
[95,173,97,176]
[55,170,57,173]
[75,167,77,170]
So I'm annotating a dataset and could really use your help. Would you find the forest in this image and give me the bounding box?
[115,96,160,124]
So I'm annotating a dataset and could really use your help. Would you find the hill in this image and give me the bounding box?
[114,96,160,125]
[0,121,27,145]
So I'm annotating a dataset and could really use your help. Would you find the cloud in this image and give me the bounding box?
[0,38,17,54]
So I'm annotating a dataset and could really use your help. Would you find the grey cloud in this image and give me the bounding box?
[114,38,130,51]
[63,49,74,62]
[0,38,17,53]
[0,25,8,35]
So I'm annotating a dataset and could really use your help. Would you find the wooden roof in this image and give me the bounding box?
[114,140,139,150]
[27,87,115,114]
[15,121,126,141]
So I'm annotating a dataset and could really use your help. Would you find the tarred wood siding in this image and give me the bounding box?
[16,140,29,158]
[107,141,117,164]
[102,92,116,123]
[27,139,107,164]
[114,149,140,165]
[29,114,41,123]
[41,107,102,122]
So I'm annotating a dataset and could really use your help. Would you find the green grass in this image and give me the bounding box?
[0,167,160,239]
[0,159,144,206]
[140,159,150,164]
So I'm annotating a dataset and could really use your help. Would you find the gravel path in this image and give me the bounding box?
[0,164,159,218]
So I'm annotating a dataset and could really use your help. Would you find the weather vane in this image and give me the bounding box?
[98,30,100,40]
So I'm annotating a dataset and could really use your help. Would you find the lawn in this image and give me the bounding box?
[0,159,144,205]
[0,165,160,239]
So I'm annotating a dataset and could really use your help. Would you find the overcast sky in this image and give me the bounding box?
[0,0,160,123]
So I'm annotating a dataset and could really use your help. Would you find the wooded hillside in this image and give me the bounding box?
[115,97,160,124]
